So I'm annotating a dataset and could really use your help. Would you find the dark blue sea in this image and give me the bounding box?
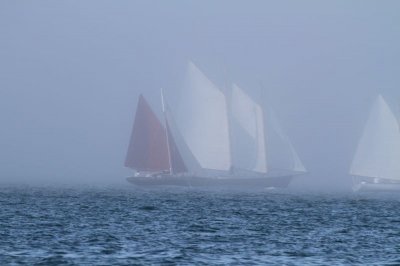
[1,185,400,265]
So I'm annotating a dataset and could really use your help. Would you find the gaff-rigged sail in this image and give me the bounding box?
[125,95,170,172]
[176,61,231,172]
[350,95,400,180]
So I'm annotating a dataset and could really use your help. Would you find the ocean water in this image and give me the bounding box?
[1,186,400,265]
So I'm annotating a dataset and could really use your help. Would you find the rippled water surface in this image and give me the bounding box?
[1,185,400,265]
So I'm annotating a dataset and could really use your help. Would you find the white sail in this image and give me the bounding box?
[265,109,306,173]
[350,95,400,180]
[163,95,202,175]
[231,84,267,173]
[176,61,231,172]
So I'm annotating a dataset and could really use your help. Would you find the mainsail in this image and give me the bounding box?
[230,84,268,173]
[350,95,400,180]
[125,95,170,171]
[176,61,231,172]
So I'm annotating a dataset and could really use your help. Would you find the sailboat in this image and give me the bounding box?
[350,95,400,192]
[125,62,306,188]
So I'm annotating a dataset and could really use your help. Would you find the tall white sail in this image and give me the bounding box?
[163,95,202,175]
[265,109,306,173]
[231,84,267,173]
[350,95,400,180]
[176,61,231,172]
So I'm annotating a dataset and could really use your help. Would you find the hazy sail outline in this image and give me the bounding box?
[265,109,306,173]
[350,95,400,181]
[231,83,268,173]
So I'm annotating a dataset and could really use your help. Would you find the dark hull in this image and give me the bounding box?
[126,175,293,189]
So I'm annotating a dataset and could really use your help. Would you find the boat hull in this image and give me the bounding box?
[126,175,293,189]
[353,182,400,192]
[352,176,400,192]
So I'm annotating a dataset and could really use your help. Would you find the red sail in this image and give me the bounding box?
[166,121,187,174]
[125,95,170,171]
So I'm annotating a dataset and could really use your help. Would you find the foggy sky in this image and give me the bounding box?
[1,1,399,189]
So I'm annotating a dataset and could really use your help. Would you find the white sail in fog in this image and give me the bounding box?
[176,61,231,172]
[265,109,306,173]
[162,94,202,175]
[350,95,400,180]
[231,84,267,173]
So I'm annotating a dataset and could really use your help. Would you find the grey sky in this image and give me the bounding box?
[0,1,399,188]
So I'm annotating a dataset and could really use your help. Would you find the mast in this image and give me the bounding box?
[221,64,234,174]
[161,88,173,175]
[259,82,269,173]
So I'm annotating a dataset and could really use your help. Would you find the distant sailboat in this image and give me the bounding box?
[125,61,306,188]
[350,95,400,192]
